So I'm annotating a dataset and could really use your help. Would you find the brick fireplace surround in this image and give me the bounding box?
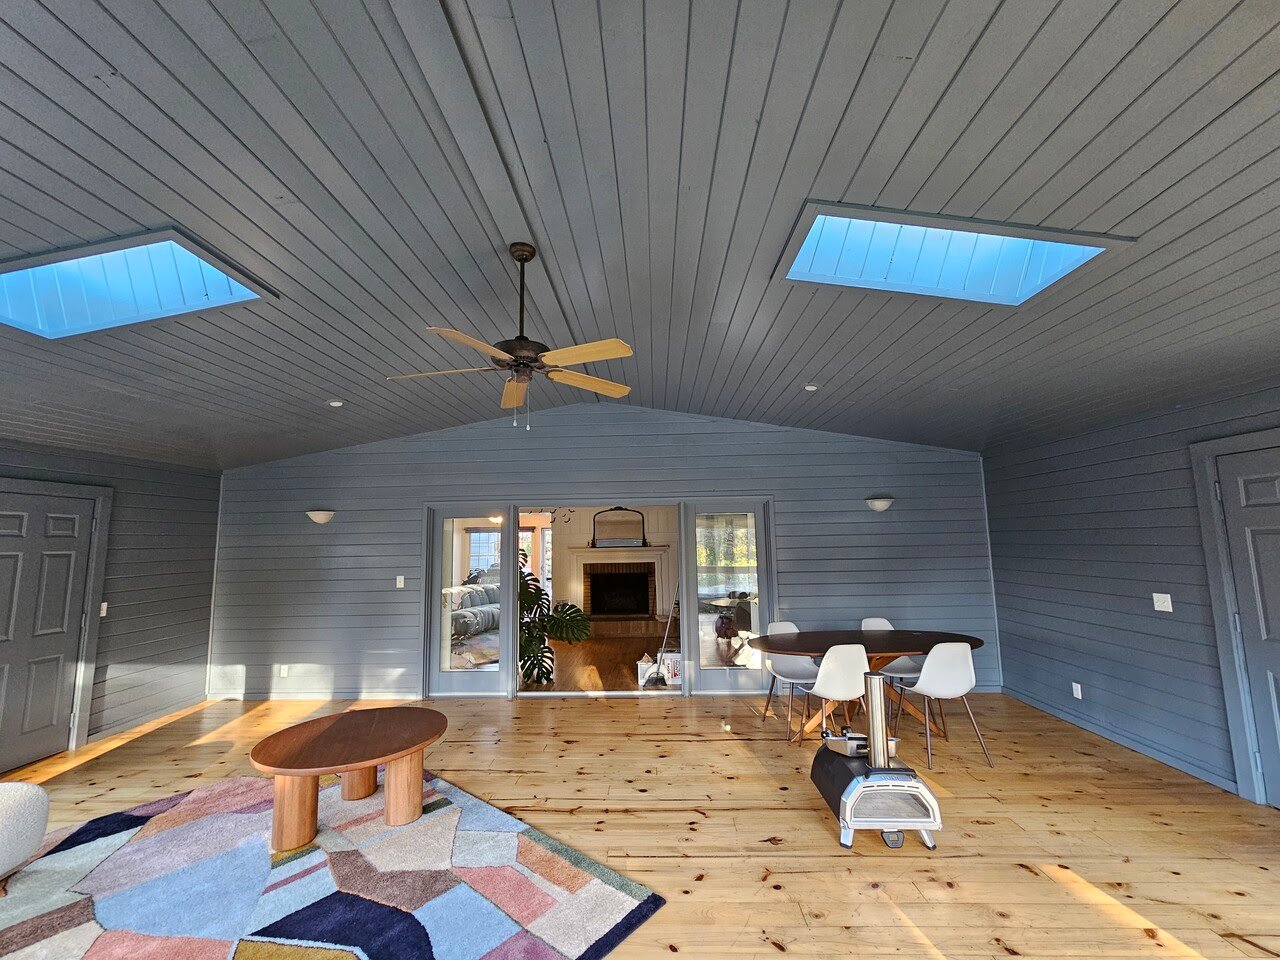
[581,561,657,618]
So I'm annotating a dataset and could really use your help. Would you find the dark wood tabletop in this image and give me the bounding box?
[747,629,983,659]
[250,706,447,777]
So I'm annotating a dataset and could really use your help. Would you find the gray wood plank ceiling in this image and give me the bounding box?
[2,0,1279,468]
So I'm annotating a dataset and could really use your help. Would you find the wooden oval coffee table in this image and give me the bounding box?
[250,706,447,851]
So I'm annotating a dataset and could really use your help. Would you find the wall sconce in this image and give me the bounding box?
[306,510,336,525]
[865,497,894,512]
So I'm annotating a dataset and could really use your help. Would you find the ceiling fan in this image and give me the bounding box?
[388,242,632,410]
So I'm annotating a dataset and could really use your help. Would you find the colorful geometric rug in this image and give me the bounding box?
[0,774,663,959]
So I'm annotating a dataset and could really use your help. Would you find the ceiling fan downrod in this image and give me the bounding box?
[509,241,536,340]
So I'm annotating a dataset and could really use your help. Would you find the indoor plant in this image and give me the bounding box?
[518,551,590,685]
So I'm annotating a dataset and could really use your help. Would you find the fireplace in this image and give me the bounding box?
[583,562,656,618]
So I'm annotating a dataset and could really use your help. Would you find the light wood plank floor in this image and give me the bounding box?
[6,694,1280,958]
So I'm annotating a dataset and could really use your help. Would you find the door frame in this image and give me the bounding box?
[1189,426,1280,804]
[0,477,112,751]
[422,503,515,698]
[680,498,777,696]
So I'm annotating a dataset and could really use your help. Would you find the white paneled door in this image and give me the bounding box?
[1217,448,1280,807]
[0,491,96,771]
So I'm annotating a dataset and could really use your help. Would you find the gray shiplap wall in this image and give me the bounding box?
[0,443,220,737]
[210,404,999,699]
[984,383,1280,791]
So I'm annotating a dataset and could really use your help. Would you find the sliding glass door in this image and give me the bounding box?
[425,505,514,696]
[681,501,772,694]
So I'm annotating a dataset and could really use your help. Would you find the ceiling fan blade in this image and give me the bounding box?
[545,368,631,398]
[501,377,528,409]
[427,326,513,361]
[386,367,493,381]
[538,338,633,367]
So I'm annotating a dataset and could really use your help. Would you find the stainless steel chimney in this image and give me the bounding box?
[865,672,891,769]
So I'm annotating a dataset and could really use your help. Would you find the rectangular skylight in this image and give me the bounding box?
[0,231,261,339]
[783,204,1116,306]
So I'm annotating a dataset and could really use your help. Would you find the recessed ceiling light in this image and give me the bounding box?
[803,384,819,392]
[327,399,344,407]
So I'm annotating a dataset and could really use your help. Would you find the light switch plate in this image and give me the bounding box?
[278,664,289,678]
[396,575,405,589]
[99,601,108,618]
[1153,593,1173,612]
[1072,682,1082,700]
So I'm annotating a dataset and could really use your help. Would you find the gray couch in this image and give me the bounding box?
[443,583,500,640]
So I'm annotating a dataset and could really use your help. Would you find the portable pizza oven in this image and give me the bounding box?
[810,671,942,850]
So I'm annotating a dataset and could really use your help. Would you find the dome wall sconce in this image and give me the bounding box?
[865,497,895,513]
[306,510,336,525]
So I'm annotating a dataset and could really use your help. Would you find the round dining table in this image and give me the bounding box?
[747,629,983,738]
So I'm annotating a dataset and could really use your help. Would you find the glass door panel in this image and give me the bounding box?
[683,503,771,693]
[427,507,512,696]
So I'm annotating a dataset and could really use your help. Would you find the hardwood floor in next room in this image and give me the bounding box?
[8,696,1280,958]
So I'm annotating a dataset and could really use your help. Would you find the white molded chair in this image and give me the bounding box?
[0,783,50,879]
[795,644,869,741]
[894,642,992,769]
[864,617,921,681]
[762,621,818,731]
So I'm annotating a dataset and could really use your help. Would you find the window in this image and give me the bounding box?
[695,512,762,669]
[784,205,1113,306]
[467,531,501,574]
[0,232,262,338]
[442,518,503,673]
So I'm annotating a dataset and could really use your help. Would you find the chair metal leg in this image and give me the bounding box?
[935,698,948,739]
[923,697,934,769]
[893,690,904,736]
[842,700,853,728]
[763,675,776,718]
[820,700,831,735]
[786,683,795,728]
[961,696,994,767]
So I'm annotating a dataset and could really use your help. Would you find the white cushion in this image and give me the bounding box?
[0,783,50,878]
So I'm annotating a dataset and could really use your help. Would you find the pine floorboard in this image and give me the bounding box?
[5,694,1279,959]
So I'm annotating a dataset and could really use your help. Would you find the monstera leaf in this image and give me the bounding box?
[518,551,589,685]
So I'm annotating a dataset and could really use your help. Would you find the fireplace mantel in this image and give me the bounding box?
[563,545,675,617]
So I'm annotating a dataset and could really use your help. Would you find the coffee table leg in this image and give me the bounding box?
[272,774,319,852]
[341,766,378,801]
[384,750,425,826]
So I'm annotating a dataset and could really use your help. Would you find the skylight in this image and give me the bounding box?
[0,233,261,339]
[784,207,1110,306]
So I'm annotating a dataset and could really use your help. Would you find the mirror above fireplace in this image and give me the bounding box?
[590,506,649,547]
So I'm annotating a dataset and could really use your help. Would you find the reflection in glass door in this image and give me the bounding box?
[684,504,770,694]
[427,507,511,696]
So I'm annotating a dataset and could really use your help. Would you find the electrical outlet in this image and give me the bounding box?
[99,601,108,618]
[1072,682,1082,700]
[278,664,289,678]
[1153,593,1173,612]
[396,575,405,589]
